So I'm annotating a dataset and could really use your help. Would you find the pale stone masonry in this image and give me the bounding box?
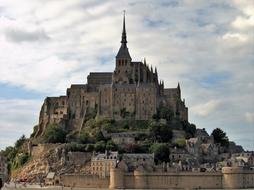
[35,14,188,137]
[91,151,118,178]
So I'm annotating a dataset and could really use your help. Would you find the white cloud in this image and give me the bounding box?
[190,100,221,117]
[222,32,248,42]
[232,16,254,30]
[0,0,253,150]
[245,112,254,123]
[0,98,42,149]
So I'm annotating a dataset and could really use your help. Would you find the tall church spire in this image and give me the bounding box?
[116,11,131,60]
[121,10,127,47]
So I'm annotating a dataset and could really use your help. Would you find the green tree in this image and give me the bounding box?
[86,144,94,152]
[79,131,90,144]
[65,142,87,152]
[94,141,106,152]
[0,146,17,162]
[43,124,67,143]
[95,131,106,142]
[211,128,229,147]
[182,121,196,138]
[106,140,117,151]
[30,125,38,138]
[153,105,174,122]
[15,135,26,149]
[149,143,170,164]
[149,123,172,143]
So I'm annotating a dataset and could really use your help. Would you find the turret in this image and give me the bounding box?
[150,65,154,83]
[177,82,181,99]
[138,61,141,84]
[143,58,147,83]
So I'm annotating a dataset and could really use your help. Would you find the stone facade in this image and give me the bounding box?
[122,153,155,172]
[90,151,118,177]
[35,14,188,136]
[110,132,136,146]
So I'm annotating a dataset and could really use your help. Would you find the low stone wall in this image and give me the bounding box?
[110,167,254,189]
[60,174,109,188]
[59,167,254,189]
[67,152,92,165]
[123,171,222,189]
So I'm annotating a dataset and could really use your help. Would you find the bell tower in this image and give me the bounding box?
[113,11,133,84]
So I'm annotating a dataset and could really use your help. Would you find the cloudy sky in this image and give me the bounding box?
[0,0,253,150]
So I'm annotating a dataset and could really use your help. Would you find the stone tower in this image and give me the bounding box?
[113,12,134,84]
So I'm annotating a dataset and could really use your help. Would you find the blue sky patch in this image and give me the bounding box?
[200,72,231,88]
[0,83,45,99]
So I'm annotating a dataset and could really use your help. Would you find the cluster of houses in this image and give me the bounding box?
[91,151,155,177]
[90,128,253,177]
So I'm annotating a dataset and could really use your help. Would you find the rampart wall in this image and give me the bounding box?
[109,167,254,189]
[58,167,254,189]
[60,174,109,188]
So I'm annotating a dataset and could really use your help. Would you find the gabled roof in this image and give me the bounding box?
[116,45,131,59]
[46,172,55,179]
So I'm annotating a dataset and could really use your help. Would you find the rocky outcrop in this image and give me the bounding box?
[12,144,92,182]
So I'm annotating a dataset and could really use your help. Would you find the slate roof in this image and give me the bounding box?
[46,172,55,179]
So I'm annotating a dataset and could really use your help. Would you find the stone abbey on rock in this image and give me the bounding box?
[35,14,188,137]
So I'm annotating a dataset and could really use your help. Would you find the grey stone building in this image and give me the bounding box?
[35,14,188,137]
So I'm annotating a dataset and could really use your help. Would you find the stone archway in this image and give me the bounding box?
[55,179,59,185]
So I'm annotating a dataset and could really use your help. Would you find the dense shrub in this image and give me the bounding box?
[12,153,30,169]
[43,124,67,143]
[94,141,106,152]
[149,143,170,164]
[211,128,229,147]
[149,123,172,143]
[65,143,87,152]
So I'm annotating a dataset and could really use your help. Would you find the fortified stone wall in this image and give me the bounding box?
[109,167,254,189]
[87,72,113,91]
[222,167,254,189]
[36,96,67,137]
[164,87,188,121]
[136,84,157,120]
[60,174,109,188]
[67,152,92,165]
[66,84,99,131]
[110,169,222,189]
[58,167,254,189]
